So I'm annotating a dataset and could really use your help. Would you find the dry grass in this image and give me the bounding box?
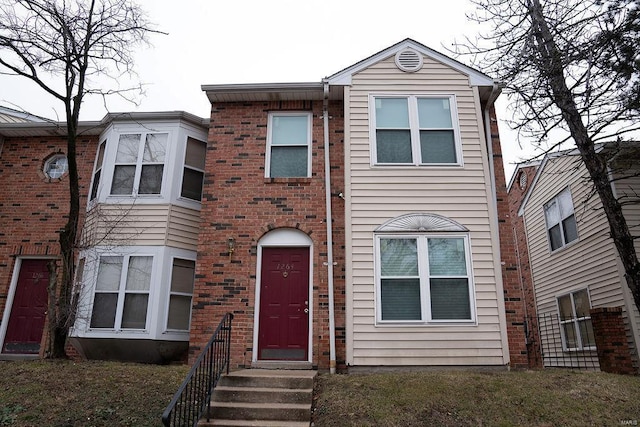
[313,369,640,427]
[0,360,188,427]
[2,361,639,426]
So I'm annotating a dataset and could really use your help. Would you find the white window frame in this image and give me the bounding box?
[369,94,463,167]
[89,253,154,332]
[164,257,195,332]
[374,234,476,325]
[89,140,106,202]
[109,132,168,197]
[556,288,595,352]
[179,137,207,202]
[265,111,312,178]
[544,187,578,252]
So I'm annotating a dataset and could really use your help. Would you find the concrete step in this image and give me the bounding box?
[200,419,309,427]
[209,402,311,422]
[213,385,313,404]
[201,369,316,427]
[218,369,316,390]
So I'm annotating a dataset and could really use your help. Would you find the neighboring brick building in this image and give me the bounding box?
[0,113,100,357]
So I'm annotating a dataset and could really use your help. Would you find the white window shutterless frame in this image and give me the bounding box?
[110,132,168,196]
[265,112,312,178]
[369,94,462,166]
[375,234,475,324]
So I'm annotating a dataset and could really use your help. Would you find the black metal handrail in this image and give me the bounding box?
[162,312,234,427]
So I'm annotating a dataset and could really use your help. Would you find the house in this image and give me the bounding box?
[0,39,528,370]
[508,145,640,371]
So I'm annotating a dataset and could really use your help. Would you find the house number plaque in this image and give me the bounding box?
[277,263,293,278]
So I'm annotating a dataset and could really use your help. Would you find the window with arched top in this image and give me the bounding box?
[374,213,476,325]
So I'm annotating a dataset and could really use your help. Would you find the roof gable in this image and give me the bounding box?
[326,38,496,87]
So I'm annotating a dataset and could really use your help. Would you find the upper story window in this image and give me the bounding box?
[371,95,461,166]
[90,141,106,201]
[180,137,206,201]
[111,133,167,196]
[43,154,68,179]
[544,187,578,251]
[88,122,208,208]
[266,112,312,178]
[557,288,595,351]
[376,234,474,324]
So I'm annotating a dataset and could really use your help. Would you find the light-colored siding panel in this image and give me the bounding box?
[346,53,506,366]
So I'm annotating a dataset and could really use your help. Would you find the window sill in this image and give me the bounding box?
[263,177,313,185]
[371,163,463,168]
[375,320,477,327]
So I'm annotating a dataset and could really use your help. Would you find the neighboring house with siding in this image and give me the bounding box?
[0,39,528,370]
[508,145,640,369]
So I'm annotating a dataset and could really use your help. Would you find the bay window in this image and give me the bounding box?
[110,132,167,196]
[180,137,206,201]
[371,95,461,165]
[377,235,474,323]
[90,255,152,330]
[166,258,195,331]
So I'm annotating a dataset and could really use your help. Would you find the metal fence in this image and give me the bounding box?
[535,312,599,370]
[162,312,234,427]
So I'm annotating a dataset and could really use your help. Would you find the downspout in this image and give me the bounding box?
[323,80,337,374]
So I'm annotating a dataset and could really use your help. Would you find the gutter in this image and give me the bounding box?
[322,80,337,374]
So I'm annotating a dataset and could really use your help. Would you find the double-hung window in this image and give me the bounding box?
[557,289,595,351]
[166,258,195,331]
[266,112,312,178]
[371,95,461,165]
[181,137,207,201]
[90,141,106,201]
[90,255,152,330]
[111,133,168,196]
[544,187,578,251]
[377,235,474,323]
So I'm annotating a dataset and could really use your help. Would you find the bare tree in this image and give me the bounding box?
[0,0,160,357]
[455,0,640,312]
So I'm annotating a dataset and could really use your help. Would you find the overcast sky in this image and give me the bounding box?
[0,0,533,178]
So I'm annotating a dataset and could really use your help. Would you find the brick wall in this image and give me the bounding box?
[0,134,97,356]
[190,100,345,370]
[506,164,542,368]
[591,307,636,375]
[490,107,529,368]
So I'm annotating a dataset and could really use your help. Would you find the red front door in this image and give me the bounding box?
[2,259,50,354]
[258,247,310,361]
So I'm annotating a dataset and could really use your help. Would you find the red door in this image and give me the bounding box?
[258,247,310,361]
[2,259,50,354]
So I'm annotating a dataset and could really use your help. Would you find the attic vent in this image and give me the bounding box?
[395,48,423,72]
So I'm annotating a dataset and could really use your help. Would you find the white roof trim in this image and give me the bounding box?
[375,213,468,233]
[326,38,496,87]
[517,148,582,217]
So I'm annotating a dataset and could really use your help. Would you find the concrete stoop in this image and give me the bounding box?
[199,369,316,427]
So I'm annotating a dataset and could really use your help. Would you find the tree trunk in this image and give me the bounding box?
[48,115,81,358]
[529,0,640,313]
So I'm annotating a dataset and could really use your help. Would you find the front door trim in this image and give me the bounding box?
[252,228,313,363]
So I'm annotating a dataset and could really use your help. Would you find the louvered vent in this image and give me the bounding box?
[395,48,423,72]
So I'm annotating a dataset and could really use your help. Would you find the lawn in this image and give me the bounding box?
[313,369,640,426]
[0,360,188,427]
[1,360,639,426]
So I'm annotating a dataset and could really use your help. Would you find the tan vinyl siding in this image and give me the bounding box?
[347,54,506,366]
[82,203,200,251]
[523,155,639,368]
